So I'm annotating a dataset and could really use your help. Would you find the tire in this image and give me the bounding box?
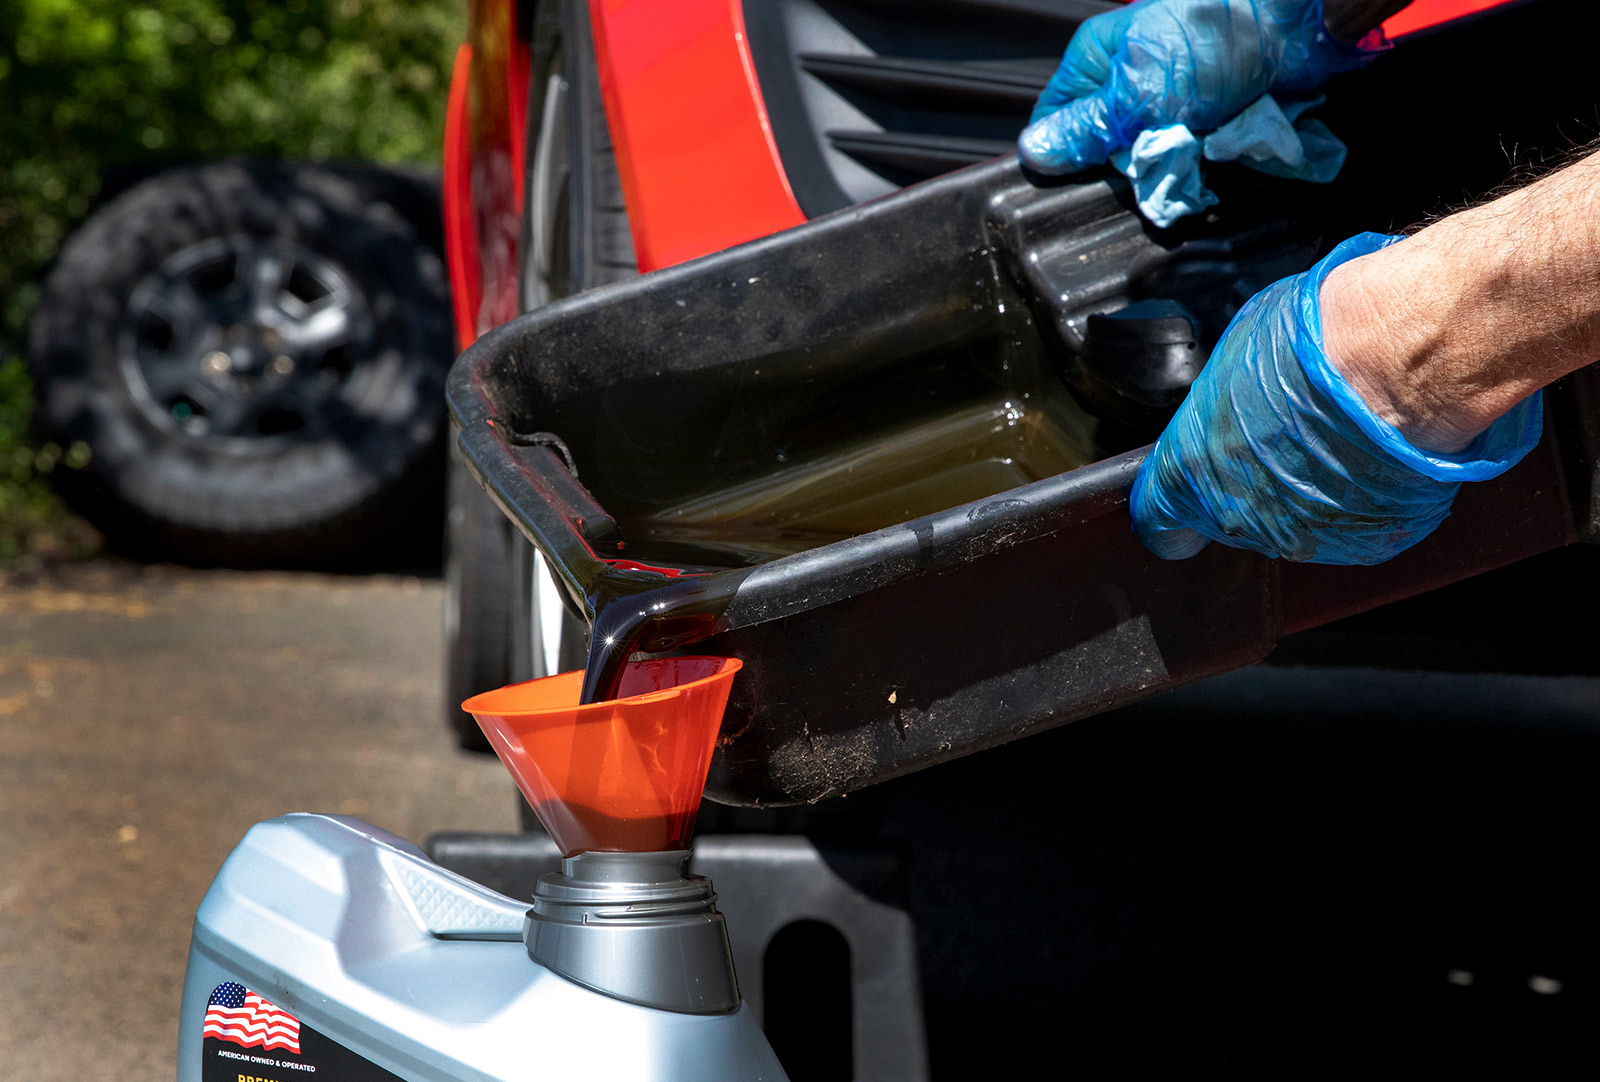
[444,448,516,752]
[445,0,635,749]
[28,161,452,566]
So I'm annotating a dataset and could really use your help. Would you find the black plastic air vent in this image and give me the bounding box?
[822,130,1017,178]
[798,53,1053,109]
[743,0,1116,215]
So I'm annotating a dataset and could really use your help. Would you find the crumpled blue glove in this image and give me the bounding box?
[1109,93,1349,227]
[1018,0,1384,176]
[1130,233,1545,565]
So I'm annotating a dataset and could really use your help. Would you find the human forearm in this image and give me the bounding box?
[1321,148,1600,453]
[1321,0,1412,42]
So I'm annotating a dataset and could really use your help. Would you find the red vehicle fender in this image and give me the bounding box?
[587,0,807,272]
[444,0,530,350]
[1383,0,1516,36]
[443,43,480,351]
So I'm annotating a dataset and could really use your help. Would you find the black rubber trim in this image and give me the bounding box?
[563,0,637,290]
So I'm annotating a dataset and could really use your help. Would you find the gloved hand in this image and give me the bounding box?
[1130,233,1545,565]
[1019,0,1383,175]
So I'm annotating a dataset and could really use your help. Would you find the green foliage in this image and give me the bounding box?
[0,357,94,563]
[0,0,464,561]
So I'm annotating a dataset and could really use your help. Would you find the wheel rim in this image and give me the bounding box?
[118,235,376,453]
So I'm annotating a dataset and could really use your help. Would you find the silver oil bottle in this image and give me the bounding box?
[177,814,788,1082]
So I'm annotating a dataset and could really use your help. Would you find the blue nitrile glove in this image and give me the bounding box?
[1018,0,1384,176]
[1110,125,1219,228]
[1106,95,1346,228]
[1107,94,1349,227]
[1130,233,1545,565]
[1202,93,1346,182]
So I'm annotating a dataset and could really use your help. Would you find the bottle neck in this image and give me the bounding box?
[525,848,740,1014]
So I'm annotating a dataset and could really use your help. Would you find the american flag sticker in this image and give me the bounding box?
[203,982,302,1054]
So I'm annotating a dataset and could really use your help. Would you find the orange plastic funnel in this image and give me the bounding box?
[463,656,742,856]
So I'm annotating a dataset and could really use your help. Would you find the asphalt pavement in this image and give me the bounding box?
[0,560,518,1080]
